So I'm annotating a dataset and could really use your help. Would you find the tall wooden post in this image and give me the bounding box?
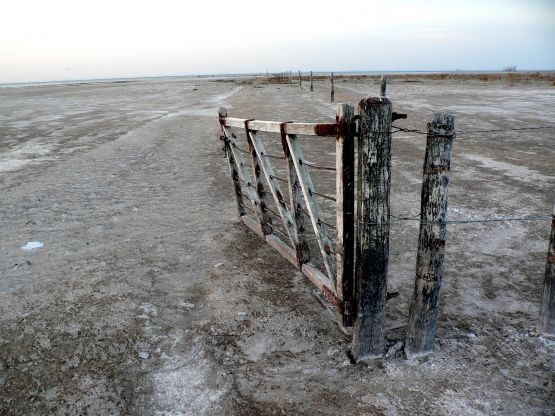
[539,202,555,336]
[219,107,245,219]
[298,70,302,87]
[310,71,313,92]
[405,113,455,358]
[353,97,392,360]
[330,73,335,102]
[336,103,356,327]
[380,75,387,97]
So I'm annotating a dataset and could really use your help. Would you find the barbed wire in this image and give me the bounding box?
[356,214,552,226]
[391,124,555,137]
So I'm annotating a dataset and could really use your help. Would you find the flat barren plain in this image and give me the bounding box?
[1,73,554,415]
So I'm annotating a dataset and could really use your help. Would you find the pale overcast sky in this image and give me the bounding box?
[1,0,554,83]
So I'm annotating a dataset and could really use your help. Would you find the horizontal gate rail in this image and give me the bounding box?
[221,116,349,137]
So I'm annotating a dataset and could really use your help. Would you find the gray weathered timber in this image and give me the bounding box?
[281,129,310,267]
[405,113,455,358]
[248,129,297,246]
[330,73,335,103]
[286,134,338,286]
[222,117,338,136]
[335,103,355,327]
[223,125,266,229]
[353,97,393,360]
[310,71,313,92]
[219,108,245,218]
[245,121,273,235]
[299,70,302,87]
[380,75,387,97]
[539,202,555,336]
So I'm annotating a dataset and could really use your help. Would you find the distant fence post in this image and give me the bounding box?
[539,202,555,336]
[336,103,356,327]
[310,71,313,92]
[380,75,387,97]
[405,113,455,358]
[299,70,302,87]
[353,97,392,360]
[330,72,335,102]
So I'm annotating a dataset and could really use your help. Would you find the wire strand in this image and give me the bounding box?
[356,214,551,226]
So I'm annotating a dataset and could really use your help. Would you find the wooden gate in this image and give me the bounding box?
[218,104,356,327]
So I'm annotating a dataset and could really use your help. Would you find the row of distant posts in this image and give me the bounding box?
[294,71,386,104]
[287,71,341,102]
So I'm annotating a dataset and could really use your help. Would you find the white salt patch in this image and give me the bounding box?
[22,241,43,250]
[460,154,554,185]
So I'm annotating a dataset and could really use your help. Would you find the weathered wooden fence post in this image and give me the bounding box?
[353,97,392,360]
[298,70,302,87]
[330,72,335,102]
[310,71,313,92]
[336,103,356,327]
[380,75,387,97]
[539,202,555,336]
[405,113,455,358]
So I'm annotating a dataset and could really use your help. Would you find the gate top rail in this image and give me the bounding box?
[220,116,346,137]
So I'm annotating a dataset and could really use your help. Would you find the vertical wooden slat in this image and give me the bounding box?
[223,125,265,232]
[219,107,245,219]
[310,71,314,92]
[281,126,310,268]
[248,130,298,247]
[245,121,272,235]
[353,97,392,360]
[286,133,337,286]
[405,113,455,359]
[298,70,302,87]
[336,103,356,327]
[539,202,555,336]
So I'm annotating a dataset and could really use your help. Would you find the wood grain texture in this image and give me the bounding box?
[223,126,266,232]
[405,113,455,358]
[539,203,555,336]
[335,103,356,326]
[353,97,392,360]
[281,128,310,268]
[248,129,297,246]
[223,117,338,137]
[219,107,245,218]
[246,122,273,235]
